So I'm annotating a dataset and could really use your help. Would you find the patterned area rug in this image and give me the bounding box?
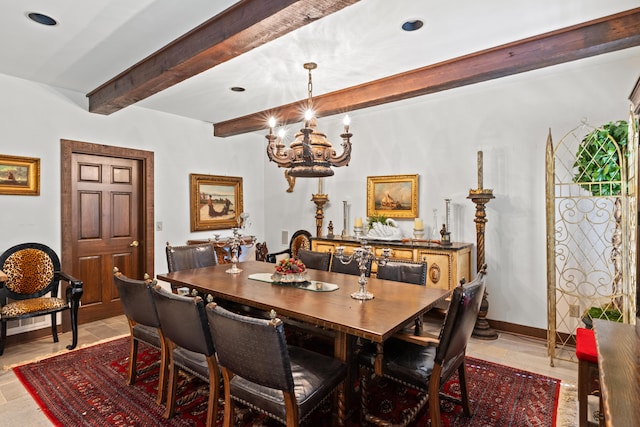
[13,336,562,426]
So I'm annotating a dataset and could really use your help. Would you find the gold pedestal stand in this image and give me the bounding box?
[311,193,329,238]
[468,187,497,340]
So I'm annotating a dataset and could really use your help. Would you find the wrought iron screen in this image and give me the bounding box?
[546,118,637,365]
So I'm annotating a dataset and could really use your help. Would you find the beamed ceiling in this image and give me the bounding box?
[2,0,639,137]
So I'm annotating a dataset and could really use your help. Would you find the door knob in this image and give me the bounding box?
[130,240,139,247]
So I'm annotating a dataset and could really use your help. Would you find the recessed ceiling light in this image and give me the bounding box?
[401,20,423,32]
[230,87,246,92]
[27,12,57,26]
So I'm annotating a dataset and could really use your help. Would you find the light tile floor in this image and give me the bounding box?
[0,316,579,425]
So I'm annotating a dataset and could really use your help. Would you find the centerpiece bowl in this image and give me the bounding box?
[271,258,309,283]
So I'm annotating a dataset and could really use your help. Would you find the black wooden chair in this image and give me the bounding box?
[330,255,372,277]
[0,242,83,355]
[113,267,166,404]
[296,249,331,271]
[151,285,220,427]
[358,265,487,427]
[266,230,312,263]
[206,303,347,427]
[376,259,428,285]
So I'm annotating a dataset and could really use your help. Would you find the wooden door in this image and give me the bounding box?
[61,140,154,325]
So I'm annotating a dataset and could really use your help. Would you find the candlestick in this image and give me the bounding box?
[477,150,483,190]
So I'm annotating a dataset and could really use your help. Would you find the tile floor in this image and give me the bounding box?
[0,316,579,425]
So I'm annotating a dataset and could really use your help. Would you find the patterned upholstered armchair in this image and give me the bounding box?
[0,242,83,355]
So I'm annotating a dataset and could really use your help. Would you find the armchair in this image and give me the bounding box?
[266,230,311,263]
[359,265,487,427]
[0,242,83,355]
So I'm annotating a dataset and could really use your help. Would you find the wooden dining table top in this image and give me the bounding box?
[157,260,450,343]
[593,319,640,427]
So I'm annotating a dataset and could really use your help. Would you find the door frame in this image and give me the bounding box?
[60,139,154,325]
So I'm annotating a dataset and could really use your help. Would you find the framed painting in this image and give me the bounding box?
[190,174,244,231]
[0,154,40,196]
[367,174,418,218]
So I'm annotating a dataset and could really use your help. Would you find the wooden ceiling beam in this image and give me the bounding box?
[87,0,359,115]
[214,7,640,137]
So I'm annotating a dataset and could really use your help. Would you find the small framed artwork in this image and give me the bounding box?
[0,154,40,196]
[190,174,244,231]
[367,174,418,218]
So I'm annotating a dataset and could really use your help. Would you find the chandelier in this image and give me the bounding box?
[265,62,352,178]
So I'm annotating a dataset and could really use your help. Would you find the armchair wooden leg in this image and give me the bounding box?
[205,356,220,427]
[458,361,471,416]
[66,285,82,350]
[127,337,139,385]
[429,364,444,427]
[51,313,59,343]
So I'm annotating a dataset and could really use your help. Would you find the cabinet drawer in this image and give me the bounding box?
[313,242,337,254]
[379,247,413,260]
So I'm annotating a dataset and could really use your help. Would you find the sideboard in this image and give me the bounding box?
[311,237,473,291]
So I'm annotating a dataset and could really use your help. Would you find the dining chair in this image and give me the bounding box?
[113,268,167,404]
[376,259,427,285]
[358,265,487,427]
[296,249,331,271]
[330,255,372,277]
[206,303,347,427]
[0,242,83,355]
[151,286,220,427]
[266,229,312,263]
[165,241,218,271]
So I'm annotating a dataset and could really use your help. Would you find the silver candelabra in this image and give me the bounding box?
[212,213,256,274]
[334,239,391,300]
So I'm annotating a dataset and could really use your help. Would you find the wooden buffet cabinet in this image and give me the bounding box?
[311,237,473,291]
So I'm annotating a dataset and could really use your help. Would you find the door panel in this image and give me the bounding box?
[61,139,154,327]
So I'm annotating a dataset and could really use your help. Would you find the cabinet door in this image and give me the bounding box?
[313,241,338,254]
[419,252,452,290]
[377,247,413,260]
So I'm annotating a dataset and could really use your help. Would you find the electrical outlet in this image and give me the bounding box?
[156,221,163,231]
[281,230,288,245]
[569,304,580,318]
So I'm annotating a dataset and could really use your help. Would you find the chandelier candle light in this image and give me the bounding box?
[334,240,391,300]
[265,63,352,178]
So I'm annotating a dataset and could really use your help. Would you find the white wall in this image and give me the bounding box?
[242,47,640,330]
[1,45,638,332]
[0,73,265,278]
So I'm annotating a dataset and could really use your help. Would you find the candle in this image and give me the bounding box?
[268,117,276,135]
[318,177,324,194]
[343,114,350,133]
[414,218,423,230]
[477,150,483,190]
[354,217,363,227]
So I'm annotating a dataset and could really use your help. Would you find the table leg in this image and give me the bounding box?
[334,331,357,426]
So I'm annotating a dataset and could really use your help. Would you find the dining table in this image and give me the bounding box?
[157,260,450,426]
[593,319,640,426]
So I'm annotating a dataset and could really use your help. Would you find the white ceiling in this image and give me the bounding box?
[1,0,639,126]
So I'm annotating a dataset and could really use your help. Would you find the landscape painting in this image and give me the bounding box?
[0,155,40,195]
[190,174,243,231]
[367,174,418,218]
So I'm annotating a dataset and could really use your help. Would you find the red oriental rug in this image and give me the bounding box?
[13,336,561,426]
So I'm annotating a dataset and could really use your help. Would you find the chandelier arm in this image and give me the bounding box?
[327,133,352,167]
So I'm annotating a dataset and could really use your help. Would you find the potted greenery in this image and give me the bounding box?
[581,305,623,329]
[572,120,628,196]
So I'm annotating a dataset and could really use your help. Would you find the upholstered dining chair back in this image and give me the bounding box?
[165,241,218,272]
[358,265,487,427]
[113,268,165,403]
[206,303,347,426]
[330,256,372,277]
[0,242,83,355]
[376,260,427,286]
[296,249,331,271]
[151,285,220,427]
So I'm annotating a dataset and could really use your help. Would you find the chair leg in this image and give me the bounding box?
[164,352,179,419]
[156,333,169,405]
[458,361,471,416]
[205,356,220,427]
[578,359,589,426]
[222,368,235,427]
[429,363,444,427]
[51,313,59,343]
[66,289,82,350]
[0,321,6,355]
[127,336,139,385]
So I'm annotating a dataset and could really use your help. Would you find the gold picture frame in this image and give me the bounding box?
[190,174,244,231]
[367,174,418,218]
[0,154,40,196]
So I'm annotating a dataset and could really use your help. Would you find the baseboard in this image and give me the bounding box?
[487,319,547,340]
